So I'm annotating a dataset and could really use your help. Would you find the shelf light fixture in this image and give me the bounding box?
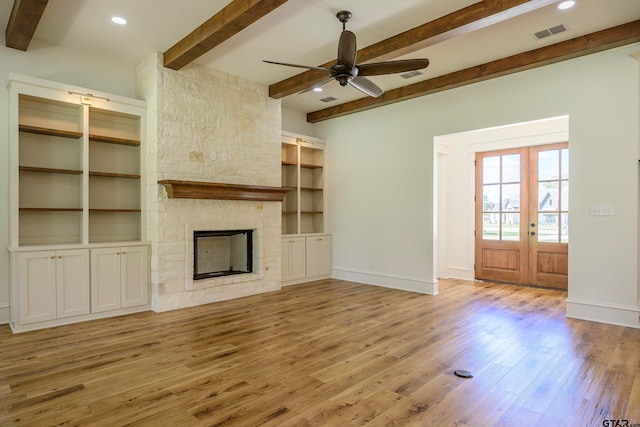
[68,91,110,103]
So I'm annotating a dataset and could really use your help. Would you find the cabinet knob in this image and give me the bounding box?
[50,256,55,259]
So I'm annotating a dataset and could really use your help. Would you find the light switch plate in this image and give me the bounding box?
[590,204,613,216]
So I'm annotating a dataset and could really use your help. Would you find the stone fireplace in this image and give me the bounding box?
[136,53,282,312]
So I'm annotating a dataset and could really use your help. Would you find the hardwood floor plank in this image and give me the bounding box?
[0,278,637,426]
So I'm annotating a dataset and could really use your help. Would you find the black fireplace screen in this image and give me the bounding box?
[193,230,253,280]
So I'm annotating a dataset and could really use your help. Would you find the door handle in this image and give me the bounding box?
[530,231,536,236]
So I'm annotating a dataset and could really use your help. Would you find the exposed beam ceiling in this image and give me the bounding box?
[5,0,48,51]
[268,0,559,99]
[163,0,290,70]
[307,20,640,123]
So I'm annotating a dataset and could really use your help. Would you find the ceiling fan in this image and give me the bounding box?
[263,11,430,98]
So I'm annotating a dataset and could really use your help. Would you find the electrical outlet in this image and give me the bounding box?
[221,152,227,161]
[210,152,216,161]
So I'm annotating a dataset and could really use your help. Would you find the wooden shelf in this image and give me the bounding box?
[301,187,323,191]
[19,207,82,212]
[282,161,297,167]
[301,211,323,214]
[89,171,141,179]
[300,163,323,169]
[282,211,298,215]
[19,166,82,175]
[89,134,140,146]
[19,124,82,139]
[282,186,297,191]
[158,180,287,202]
[89,209,141,213]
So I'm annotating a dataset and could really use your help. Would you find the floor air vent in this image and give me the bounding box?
[534,24,567,40]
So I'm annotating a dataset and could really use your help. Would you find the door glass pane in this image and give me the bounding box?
[561,213,569,243]
[561,149,569,179]
[538,182,559,212]
[502,213,520,241]
[483,184,500,212]
[538,150,559,181]
[483,156,500,184]
[560,181,569,211]
[502,154,520,183]
[502,183,520,212]
[483,213,499,240]
[538,213,559,243]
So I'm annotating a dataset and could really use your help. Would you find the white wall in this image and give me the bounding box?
[316,43,640,327]
[0,38,138,323]
[282,106,318,137]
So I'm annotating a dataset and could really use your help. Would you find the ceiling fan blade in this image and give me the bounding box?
[337,30,357,70]
[263,60,330,72]
[357,59,430,76]
[348,76,383,98]
[298,76,335,94]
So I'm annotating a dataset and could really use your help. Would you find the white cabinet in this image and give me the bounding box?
[91,246,149,313]
[281,234,331,285]
[282,237,306,282]
[18,249,89,324]
[306,235,332,278]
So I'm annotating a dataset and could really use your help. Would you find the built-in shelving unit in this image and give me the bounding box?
[8,74,149,333]
[281,132,325,235]
[280,131,331,286]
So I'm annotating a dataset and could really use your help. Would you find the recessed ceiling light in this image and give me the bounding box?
[313,87,323,93]
[111,16,128,25]
[557,1,575,10]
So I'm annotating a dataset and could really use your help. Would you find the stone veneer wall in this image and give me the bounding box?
[136,53,282,312]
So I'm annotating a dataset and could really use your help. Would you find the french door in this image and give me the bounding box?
[474,143,568,289]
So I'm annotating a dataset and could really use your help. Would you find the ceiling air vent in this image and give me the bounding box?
[320,96,337,103]
[534,24,567,40]
[400,70,424,79]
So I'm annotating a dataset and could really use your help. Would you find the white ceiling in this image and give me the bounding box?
[2,0,639,113]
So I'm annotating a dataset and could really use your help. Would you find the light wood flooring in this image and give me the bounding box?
[1,278,639,426]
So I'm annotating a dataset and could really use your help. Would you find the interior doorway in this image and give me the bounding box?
[474,143,568,289]
[433,115,569,288]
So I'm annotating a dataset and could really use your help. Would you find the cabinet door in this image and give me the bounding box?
[306,236,332,277]
[91,248,122,313]
[120,246,149,308]
[18,251,56,324]
[56,249,90,318]
[282,237,306,281]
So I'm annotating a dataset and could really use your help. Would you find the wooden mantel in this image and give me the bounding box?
[158,180,287,202]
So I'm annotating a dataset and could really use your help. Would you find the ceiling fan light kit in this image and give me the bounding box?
[263,11,430,98]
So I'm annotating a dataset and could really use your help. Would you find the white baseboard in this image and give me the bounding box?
[446,266,474,281]
[0,305,8,325]
[566,298,640,329]
[332,268,438,295]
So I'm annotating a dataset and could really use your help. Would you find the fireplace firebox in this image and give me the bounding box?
[193,230,253,280]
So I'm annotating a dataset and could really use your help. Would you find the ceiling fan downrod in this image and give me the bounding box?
[336,10,352,30]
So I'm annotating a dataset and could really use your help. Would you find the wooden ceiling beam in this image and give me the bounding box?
[5,0,49,51]
[307,20,640,123]
[164,0,289,70]
[268,0,558,99]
